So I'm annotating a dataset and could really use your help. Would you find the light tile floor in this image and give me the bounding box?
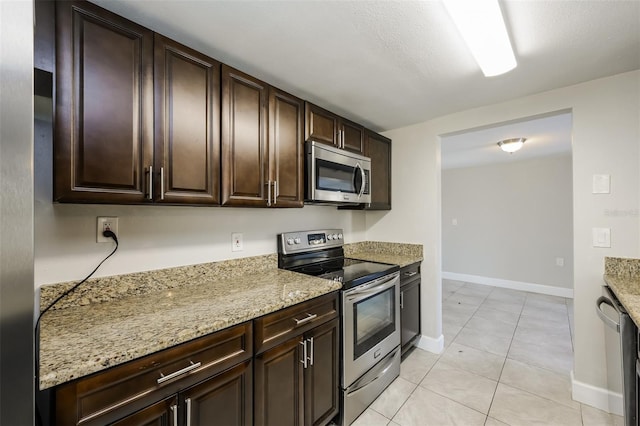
[351,280,623,426]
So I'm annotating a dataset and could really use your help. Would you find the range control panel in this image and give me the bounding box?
[278,229,344,255]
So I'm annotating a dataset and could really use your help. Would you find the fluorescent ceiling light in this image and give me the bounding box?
[443,0,517,77]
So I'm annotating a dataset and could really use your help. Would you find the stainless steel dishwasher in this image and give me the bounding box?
[596,286,637,426]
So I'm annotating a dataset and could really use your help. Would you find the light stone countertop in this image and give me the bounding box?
[604,257,640,326]
[344,241,423,267]
[39,267,340,390]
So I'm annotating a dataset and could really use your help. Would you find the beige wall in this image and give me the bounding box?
[366,70,640,395]
[442,154,573,289]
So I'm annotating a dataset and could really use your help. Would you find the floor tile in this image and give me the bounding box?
[442,279,465,292]
[442,322,462,348]
[420,361,498,414]
[485,417,510,426]
[351,408,390,426]
[443,307,474,327]
[526,293,568,306]
[454,327,512,356]
[474,306,521,324]
[521,305,569,323]
[400,348,439,384]
[487,288,527,304]
[464,316,517,340]
[456,283,493,297]
[516,313,571,333]
[392,386,486,426]
[513,323,572,348]
[447,292,487,307]
[481,298,524,314]
[370,376,416,419]
[500,358,579,409]
[508,336,573,375]
[489,383,582,425]
[580,403,624,426]
[440,342,505,380]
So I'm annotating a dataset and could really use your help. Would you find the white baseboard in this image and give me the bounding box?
[442,272,574,299]
[416,333,444,354]
[571,370,623,416]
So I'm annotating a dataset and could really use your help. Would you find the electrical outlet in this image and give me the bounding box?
[97,217,118,243]
[232,233,243,252]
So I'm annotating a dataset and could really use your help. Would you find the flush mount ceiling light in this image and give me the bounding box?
[497,137,526,153]
[442,0,517,77]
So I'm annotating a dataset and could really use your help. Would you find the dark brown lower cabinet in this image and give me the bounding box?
[110,397,177,426]
[254,318,339,426]
[400,263,421,355]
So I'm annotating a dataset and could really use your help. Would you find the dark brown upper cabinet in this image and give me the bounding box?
[54,0,154,203]
[154,34,221,205]
[268,87,304,207]
[221,65,303,208]
[304,103,365,155]
[365,130,392,210]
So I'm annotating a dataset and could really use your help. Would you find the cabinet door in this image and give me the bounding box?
[269,87,304,207]
[181,360,252,426]
[254,336,304,426]
[340,119,365,155]
[109,396,177,426]
[54,0,153,203]
[401,279,421,352]
[221,65,268,206]
[304,318,339,426]
[305,103,339,148]
[365,130,392,210]
[154,34,220,205]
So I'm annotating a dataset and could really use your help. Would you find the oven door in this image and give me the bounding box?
[343,272,400,387]
[306,141,371,204]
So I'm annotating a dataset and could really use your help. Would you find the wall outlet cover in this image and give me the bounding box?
[232,232,243,252]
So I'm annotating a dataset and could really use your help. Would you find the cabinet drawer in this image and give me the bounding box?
[254,292,339,354]
[400,262,420,285]
[56,322,252,426]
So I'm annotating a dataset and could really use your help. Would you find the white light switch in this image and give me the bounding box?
[452,218,458,226]
[592,174,610,194]
[592,228,611,248]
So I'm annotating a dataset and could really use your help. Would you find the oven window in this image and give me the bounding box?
[353,286,396,358]
[316,159,356,193]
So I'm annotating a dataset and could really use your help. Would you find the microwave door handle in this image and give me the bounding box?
[354,163,365,198]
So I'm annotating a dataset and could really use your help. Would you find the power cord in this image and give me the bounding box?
[34,230,118,426]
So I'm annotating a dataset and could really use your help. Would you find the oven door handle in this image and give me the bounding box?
[354,163,365,198]
[345,274,398,302]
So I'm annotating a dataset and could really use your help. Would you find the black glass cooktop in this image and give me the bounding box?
[287,257,399,290]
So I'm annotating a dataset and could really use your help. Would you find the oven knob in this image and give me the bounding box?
[332,234,338,240]
[327,234,333,240]
[286,238,294,245]
[338,233,343,240]
[294,238,301,244]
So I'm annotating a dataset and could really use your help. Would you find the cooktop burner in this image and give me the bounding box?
[277,229,399,290]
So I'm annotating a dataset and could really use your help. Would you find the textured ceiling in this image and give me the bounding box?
[93,0,640,132]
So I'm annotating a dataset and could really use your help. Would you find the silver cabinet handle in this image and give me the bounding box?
[157,361,201,384]
[596,296,620,332]
[266,180,271,206]
[147,166,153,200]
[400,291,404,309]
[185,398,192,426]
[160,167,164,200]
[170,404,178,426]
[404,271,418,278]
[273,180,278,205]
[308,337,314,366]
[300,339,308,368]
[294,313,318,326]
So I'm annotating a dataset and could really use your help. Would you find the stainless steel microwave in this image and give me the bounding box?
[305,141,371,205]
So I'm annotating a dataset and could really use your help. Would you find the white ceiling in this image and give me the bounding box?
[441,111,573,169]
[93,0,640,133]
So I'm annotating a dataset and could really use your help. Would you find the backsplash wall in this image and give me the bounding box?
[34,115,366,287]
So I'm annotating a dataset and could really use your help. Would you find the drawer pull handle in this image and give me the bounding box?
[157,361,202,384]
[294,313,318,326]
[404,271,418,277]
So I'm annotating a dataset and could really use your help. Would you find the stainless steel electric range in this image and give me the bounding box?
[278,229,401,425]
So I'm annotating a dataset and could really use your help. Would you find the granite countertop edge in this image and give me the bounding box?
[603,274,640,326]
